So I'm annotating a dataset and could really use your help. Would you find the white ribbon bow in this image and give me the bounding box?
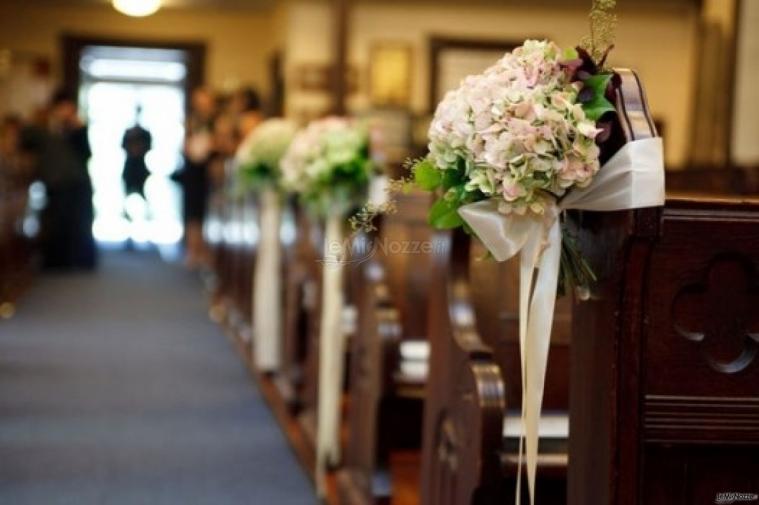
[458,137,665,504]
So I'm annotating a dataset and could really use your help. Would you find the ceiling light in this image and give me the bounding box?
[112,0,162,17]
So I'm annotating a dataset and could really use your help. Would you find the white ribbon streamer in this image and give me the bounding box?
[253,188,283,371]
[315,212,347,497]
[458,137,664,504]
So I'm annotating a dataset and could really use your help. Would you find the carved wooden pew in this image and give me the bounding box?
[419,67,661,505]
[233,191,258,342]
[564,65,759,503]
[207,180,238,322]
[276,200,323,415]
[569,197,759,505]
[420,227,571,505]
[0,178,33,314]
[208,183,258,344]
[337,190,433,505]
[269,203,325,470]
[205,182,227,297]
[297,215,328,464]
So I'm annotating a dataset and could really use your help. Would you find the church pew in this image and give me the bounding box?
[565,65,759,503]
[233,191,258,341]
[223,192,247,339]
[420,227,571,505]
[208,184,258,344]
[273,204,324,468]
[0,181,33,316]
[569,198,759,505]
[665,165,759,196]
[419,67,662,505]
[207,181,236,321]
[275,199,320,412]
[337,190,433,505]
[297,214,327,465]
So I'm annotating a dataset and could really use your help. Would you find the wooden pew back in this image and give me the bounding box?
[569,197,759,505]
[339,190,433,504]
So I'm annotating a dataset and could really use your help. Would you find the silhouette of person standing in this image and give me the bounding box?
[121,106,152,198]
[22,89,96,270]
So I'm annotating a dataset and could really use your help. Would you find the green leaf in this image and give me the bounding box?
[582,73,616,121]
[441,167,465,190]
[428,198,464,229]
[413,159,442,191]
[584,73,612,95]
[563,47,579,60]
[583,95,616,121]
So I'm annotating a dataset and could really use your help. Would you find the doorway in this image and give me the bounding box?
[61,36,205,252]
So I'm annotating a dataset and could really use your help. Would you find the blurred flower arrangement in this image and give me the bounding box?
[281,117,376,216]
[236,118,298,190]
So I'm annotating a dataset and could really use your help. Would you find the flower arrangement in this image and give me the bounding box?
[281,116,375,215]
[348,3,662,503]
[236,118,298,190]
[411,39,618,293]
[281,117,379,494]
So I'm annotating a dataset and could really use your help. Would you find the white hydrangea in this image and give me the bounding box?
[280,117,368,194]
[236,118,298,176]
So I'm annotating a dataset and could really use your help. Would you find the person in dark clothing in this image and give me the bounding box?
[177,86,216,269]
[21,89,96,270]
[121,106,152,198]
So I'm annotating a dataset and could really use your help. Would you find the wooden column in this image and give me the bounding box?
[330,0,349,116]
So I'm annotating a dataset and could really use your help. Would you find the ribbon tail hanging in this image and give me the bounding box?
[522,219,562,504]
[515,225,543,505]
[253,188,283,371]
[315,212,347,497]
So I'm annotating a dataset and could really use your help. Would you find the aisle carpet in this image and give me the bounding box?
[0,250,313,504]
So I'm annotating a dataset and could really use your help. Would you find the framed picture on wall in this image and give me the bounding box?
[294,63,360,93]
[428,36,524,112]
[369,42,412,107]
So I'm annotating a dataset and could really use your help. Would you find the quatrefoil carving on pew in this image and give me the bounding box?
[672,255,759,374]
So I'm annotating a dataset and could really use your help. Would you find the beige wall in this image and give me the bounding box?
[344,1,699,167]
[732,0,759,165]
[281,0,334,119]
[0,1,700,167]
[0,2,278,96]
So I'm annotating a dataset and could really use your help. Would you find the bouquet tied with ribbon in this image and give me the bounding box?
[236,118,298,371]
[281,116,377,496]
[411,39,664,504]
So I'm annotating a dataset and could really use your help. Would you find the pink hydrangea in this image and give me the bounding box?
[428,40,602,215]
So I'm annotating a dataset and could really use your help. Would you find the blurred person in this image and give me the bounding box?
[207,95,238,189]
[178,86,215,269]
[121,105,152,198]
[21,89,96,270]
[230,86,264,141]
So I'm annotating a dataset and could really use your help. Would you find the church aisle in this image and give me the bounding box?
[0,250,313,505]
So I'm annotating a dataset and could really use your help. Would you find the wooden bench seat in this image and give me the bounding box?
[337,190,433,505]
[420,226,571,505]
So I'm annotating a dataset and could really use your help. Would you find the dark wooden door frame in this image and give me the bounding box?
[60,33,206,112]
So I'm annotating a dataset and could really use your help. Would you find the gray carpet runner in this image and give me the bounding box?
[0,250,312,504]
